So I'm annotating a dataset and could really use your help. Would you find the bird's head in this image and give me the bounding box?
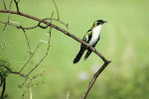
[94,19,107,26]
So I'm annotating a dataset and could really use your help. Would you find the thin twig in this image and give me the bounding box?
[52,0,69,29]
[52,0,60,20]
[2,0,13,32]
[0,64,26,78]
[0,21,39,30]
[25,44,50,76]
[19,43,41,72]
[2,18,9,31]
[9,0,13,9]
[2,0,7,10]
[0,74,5,99]
[21,28,32,54]
[1,77,6,99]
[26,13,54,77]
[13,0,20,13]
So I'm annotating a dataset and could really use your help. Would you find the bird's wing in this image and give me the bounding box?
[82,29,92,43]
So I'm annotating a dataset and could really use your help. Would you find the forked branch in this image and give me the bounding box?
[0,9,111,99]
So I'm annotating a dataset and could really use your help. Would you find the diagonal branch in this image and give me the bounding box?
[0,10,109,63]
[82,62,110,99]
[0,77,6,99]
[0,9,111,99]
[19,43,41,73]
[0,64,26,78]
[21,29,32,54]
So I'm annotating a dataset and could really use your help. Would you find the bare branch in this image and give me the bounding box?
[2,21,9,31]
[0,9,111,99]
[2,0,13,32]
[82,62,110,99]
[0,21,39,30]
[26,12,54,77]
[0,76,6,99]
[2,0,7,10]
[13,0,20,13]
[17,26,32,55]
[25,42,50,76]
[51,0,69,29]
[2,15,10,31]
[22,30,32,54]
[38,17,68,29]
[52,0,60,20]
[37,18,49,29]
[0,10,109,63]
[0,64,26,78]
[19,43,41,72]
[9,0,13,9]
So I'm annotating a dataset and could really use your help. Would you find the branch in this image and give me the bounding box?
[0,64,26,78]
[52,0,60,20]
[0,77,6,99]
[2,17,10,31]
[38,18,68,29]
[2,0,13,32]
[9,0,14,9]
[2,0,7,10]
[0,10,111,99]
[26,13,53,77]
[21,29,32,54]
[0,21,39,30]
[82,62,110,99]
[19,42,41,72]
[13,0,20,13]
[0,10,109,63]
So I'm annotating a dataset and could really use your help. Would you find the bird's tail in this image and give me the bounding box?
[73,47,86,64]
[84,49,92,60]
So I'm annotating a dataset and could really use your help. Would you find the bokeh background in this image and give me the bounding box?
[0,0,149,99]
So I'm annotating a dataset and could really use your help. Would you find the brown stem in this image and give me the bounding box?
[13,0,20,13]
[1,77,6,99]
[82,62,110,99]
[0,9,111,99]
[0,64,26,78]
[0,10,109,63]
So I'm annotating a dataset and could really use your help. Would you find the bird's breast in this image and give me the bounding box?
[89,25,102,45]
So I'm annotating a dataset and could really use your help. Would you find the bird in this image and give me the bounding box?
[73,19,107,64]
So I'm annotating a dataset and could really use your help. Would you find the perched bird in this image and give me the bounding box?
[73,19,107,64]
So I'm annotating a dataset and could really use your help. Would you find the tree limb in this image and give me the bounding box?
[82,62,110,99]
[0,64,26,78]
[0,10,110,63]
[0,9,111,99]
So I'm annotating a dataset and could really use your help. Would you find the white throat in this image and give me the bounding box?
[89,25,102,45]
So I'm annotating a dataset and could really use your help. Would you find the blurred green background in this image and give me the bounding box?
[0,0,149,99]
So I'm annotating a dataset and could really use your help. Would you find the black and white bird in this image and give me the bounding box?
[73,19,107,64]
